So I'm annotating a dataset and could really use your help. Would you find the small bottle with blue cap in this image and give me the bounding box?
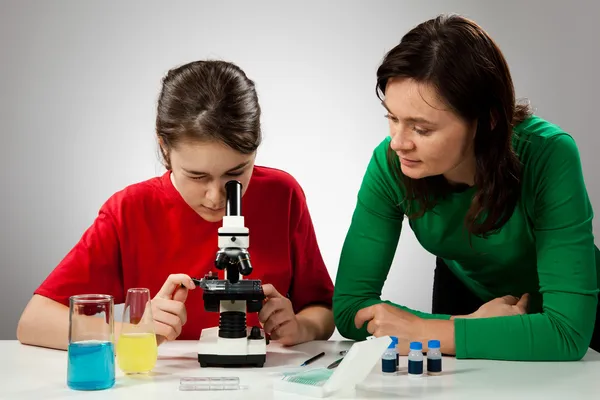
[381,338,397,375]
[407,341,423,377]
[427,340,442,375]
[390,336,399,369]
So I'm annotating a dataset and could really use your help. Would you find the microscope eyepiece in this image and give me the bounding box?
[214,181,253,284]
[225,180,242,217]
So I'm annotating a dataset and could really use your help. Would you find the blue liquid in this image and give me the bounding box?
[408,359,423,375]
[67,341,115,390]
[382,358,396,373]
[427,358,442,373]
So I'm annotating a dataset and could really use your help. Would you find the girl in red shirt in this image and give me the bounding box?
[17,60,334,350]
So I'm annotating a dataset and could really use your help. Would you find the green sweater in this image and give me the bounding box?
[333,115,599,361]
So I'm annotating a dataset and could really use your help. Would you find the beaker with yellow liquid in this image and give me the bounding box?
[116,288,158,374]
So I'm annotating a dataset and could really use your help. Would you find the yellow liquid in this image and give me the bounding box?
[116,333,158,374]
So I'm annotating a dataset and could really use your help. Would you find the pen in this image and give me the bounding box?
[327,357,344,369]
[300,352,325,366]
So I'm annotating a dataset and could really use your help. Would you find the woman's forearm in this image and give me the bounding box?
[417,319,456,355]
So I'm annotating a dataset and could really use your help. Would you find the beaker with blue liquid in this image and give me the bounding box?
[67,294,115,390]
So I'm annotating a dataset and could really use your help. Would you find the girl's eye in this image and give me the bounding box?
[384,114,399,123]
[384,114,398,122]
[413,126,430,135]
[189,170,244,181]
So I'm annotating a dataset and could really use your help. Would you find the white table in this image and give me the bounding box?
[2,340,600,399]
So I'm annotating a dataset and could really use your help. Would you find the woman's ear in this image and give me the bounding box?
[470,119,478,140]
[490,109,499,130]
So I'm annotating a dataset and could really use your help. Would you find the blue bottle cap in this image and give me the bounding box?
[428,340,440,348]
[409,341,422,351]
[390,336,399,345]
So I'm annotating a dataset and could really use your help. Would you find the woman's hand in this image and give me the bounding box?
[355,303,457,355]
[354,303,424,340]
[259,284,303,346]
[151,274,196,345]
[466,294,529,319]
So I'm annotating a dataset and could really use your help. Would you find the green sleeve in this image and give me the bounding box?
[333,138,451,341]
[455,134,598,361]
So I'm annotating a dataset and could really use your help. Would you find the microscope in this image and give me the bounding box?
[196,180,267,368]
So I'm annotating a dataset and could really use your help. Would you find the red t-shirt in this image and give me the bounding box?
[35,166,334,340]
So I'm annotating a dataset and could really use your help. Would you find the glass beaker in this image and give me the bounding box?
[116,288,158,374]
[67,294,115,390]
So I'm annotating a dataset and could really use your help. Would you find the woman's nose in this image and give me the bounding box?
[390,130,415,152]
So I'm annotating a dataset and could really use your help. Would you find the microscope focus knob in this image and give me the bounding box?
[249,326,263,340]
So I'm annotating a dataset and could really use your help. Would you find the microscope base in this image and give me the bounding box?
[197,326,267,368]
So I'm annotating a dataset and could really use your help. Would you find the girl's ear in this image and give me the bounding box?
[158,137,171,169]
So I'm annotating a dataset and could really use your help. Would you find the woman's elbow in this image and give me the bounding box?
[550,344,589,361]
[334,323,354,340]
[549,323,593,361]
[564,336,591,361]
[333,306,362,340]
[571,347,589,361]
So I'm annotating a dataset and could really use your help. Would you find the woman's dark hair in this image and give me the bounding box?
[376,13,532,238]
[156,60,262,170]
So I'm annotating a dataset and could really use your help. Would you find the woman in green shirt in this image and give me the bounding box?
[333,14,599,361]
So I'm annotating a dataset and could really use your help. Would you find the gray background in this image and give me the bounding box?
[1,0,599,340]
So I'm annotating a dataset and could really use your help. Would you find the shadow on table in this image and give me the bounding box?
[432,368,480,376]
[396,366,480,376]
[158,355,195,361]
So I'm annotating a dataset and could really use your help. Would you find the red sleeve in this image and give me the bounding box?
[34,200,125,306]
[288,185,334,313]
